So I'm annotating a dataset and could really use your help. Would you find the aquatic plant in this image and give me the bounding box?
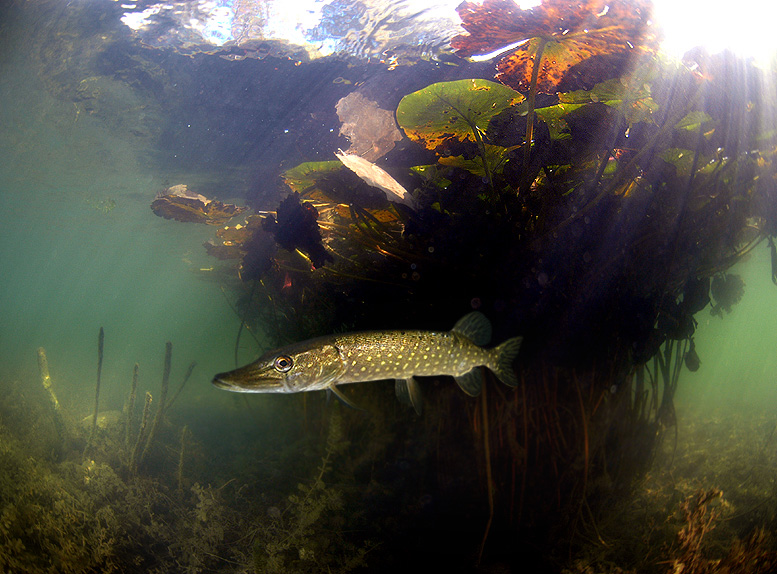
[710,273,746,317]
[664,489,777,574]
[135,0,777,566]
[396,78,524,199]
[84,326,105,457]
[252,407,377,574]
[0,336,245,573]
[139,341,172,468]
[124,362,139,450]
[36,346,71,455]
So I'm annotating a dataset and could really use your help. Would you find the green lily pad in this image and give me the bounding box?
[675,111,713,132]
[396,79,524,153]
[410,165,452,189]
[674,111,716,139]
[535,103,582,140]
[438,144,519,177]
[660,148,722,177]
[282,161,342,193]
[560,78,659,125]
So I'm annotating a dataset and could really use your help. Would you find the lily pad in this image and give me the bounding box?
[452,0,658,93]
[560,78,659,125]
[282,161,343,194]
[439,144,519,177]
[675,111,716,139]
[396,79,524,153]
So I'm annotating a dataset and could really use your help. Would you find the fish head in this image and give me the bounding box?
[212,341,345,393]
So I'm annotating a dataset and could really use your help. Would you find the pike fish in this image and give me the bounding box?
[212,312,522,414]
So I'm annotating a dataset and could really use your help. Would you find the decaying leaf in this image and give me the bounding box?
[335,150,417,209]
[336,92,403,161]
[216,215,264,246]
[151,184,246,225]
[452,0,659,93]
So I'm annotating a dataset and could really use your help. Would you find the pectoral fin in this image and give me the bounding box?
[328,384,364,411]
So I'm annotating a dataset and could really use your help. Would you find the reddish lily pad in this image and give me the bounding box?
[452,0,658,93]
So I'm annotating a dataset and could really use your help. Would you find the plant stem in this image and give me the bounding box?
[471,122,496,201]
[85,326,104,457]
[521,38,548,195]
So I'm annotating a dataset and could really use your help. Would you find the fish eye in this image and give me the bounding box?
[273,355,293,373]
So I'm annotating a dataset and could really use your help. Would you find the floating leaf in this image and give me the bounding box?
[396,79,524,153]
[675,111,713,131]
[336,91,403,161]
[533,77,657,140]
[452,0,658,93]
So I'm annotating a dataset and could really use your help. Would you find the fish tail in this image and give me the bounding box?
[490,337,522,387]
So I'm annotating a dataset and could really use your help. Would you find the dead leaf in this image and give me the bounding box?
[151,184,246,225]
[452,0,659,93]
[335,151,417,209]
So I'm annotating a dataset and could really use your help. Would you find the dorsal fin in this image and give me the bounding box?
[451,312,491,346]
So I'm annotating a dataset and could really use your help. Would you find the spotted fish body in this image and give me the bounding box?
[212,312,522,412]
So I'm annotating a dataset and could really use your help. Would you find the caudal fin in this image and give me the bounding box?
[490,337,522,387]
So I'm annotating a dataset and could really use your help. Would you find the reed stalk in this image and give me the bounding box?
[85,327,105,456]
[177,425,188,491]
[36,347,67,443]
[139,341,172,468]
[165,360,196,414]
[130,391,152,475]
[125,362,139,451]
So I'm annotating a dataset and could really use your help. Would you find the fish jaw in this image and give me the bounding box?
[212,341,347,393]
[212,358,290,393]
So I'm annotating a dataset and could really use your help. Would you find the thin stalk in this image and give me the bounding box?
[471,122,496,200]
[125,363,139,451]
[139,342,172,468]
[130,392,152,475]
[37,347,68,452]
[165,361,196,413]
[521,38,548,196]
[85,327,105,457]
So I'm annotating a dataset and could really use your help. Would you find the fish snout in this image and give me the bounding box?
[211,365,288,393]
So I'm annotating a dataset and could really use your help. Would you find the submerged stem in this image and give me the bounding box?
[521,38,548,196]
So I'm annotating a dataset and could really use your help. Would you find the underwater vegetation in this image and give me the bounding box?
[0,333,380,573]
[20,0,777,569]
[143,0,777,567]
[0,335,233,574]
